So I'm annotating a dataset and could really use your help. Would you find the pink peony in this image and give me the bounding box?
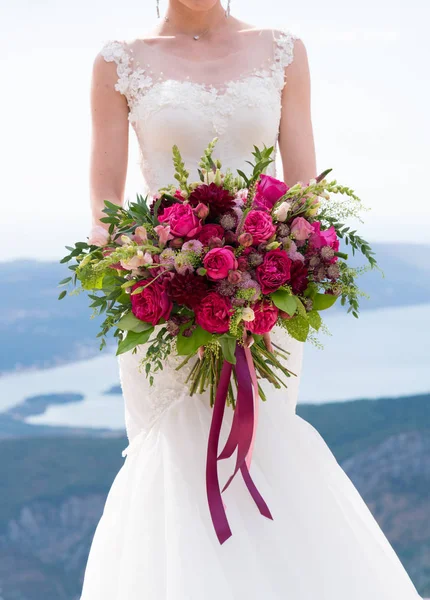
[309,222,339,263]
[193,223,225,246]
[290,217,313,241]
[88,225,109,247]
[203,246,238,280]
[246,299,279,334]
[158,203,201,238]
[195,291,233,333]
[130,278,173,326]
[242,210,276,244]
[253,174,289,211]
[255,248,292,294]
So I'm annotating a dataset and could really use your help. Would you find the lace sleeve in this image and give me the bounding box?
[100,39,154,119]
[271,29,299,91]
[100,39,133,102]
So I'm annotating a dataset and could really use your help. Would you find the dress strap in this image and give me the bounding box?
[271,29,299,91]
[100,40,132,99]
[100,40,154,120]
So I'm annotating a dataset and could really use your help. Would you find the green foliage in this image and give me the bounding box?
[176,325,213,356]
[312,293,338,311]
[218,333,237,365]
[116,312,153,333]
[172,144,190,193]
[271,289,297,316]
[116,328,154,356]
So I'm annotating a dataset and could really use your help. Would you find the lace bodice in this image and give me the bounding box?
[99,28,303,444]
[100,28,298,196]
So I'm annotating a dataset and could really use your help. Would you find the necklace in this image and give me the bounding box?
[163,13,226,41]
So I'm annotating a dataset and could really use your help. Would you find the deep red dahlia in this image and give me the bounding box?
[168,272,209,309]
[290,260,309,295]
[149,194,177,216]
[188,183,235,218]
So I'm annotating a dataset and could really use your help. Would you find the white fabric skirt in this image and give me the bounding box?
[80,328,421,599]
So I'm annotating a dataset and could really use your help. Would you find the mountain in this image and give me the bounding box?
[0,392,429,599]
[0,242,430,373]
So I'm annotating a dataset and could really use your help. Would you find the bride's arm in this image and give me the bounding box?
[278,39,317,185]
[89,51,130,229]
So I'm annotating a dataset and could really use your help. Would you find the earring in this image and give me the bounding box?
[225,0,231,17]
[156,0,160,18]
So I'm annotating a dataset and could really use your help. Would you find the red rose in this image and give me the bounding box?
[246,299,279,335]
[290,260,309,295]
[131,279,173,326]
[253,174,289,211]
[193,223,225,246]
[242,210,276,244]
[158,203,202,238]
[195,291,233,333]
[203,247,238,280]
[255,249,292,294]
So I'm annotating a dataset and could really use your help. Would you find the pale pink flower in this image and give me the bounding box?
[154,224,172,247]
[88,225,109,247]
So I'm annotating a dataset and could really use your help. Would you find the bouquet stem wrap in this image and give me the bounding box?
[205,344,273,544]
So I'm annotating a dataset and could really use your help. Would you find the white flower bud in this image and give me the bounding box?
[241,307,255,322]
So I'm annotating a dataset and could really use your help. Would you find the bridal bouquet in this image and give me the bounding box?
[59,138,377,543]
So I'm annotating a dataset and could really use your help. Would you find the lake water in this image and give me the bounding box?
[0,303,429,430]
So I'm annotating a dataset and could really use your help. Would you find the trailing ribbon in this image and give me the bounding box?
[205,343,273,545]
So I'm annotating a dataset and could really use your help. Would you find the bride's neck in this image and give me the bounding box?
[163,0,228,34]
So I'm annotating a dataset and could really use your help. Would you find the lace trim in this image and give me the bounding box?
[100,29,298,119]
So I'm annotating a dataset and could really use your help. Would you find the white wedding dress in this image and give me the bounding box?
[80,28,421,599]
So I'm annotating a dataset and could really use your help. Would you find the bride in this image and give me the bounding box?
[81,1,422,598]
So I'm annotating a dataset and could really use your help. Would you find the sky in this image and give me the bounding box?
[1,0,429,261]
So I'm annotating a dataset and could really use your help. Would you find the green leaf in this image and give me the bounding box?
[271,290,297,316]
[58,290,67,300]
[117,311,154,333]
[284,315,310,342]
[176,325,213,356]
[307,310,322,331]
[295,297,308,317]
[312,293,338,311]
[219,334,237,365]
[116,328,154,356]
[58,277,72,285]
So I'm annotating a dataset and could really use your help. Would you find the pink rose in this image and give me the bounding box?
[158,203,201,238]
[242,210,276,244]
[309,222,339,262]
[253,174,289,211]
[203,247,238,280]
[195,291,233,334]
[88,225,109,247]
[255,249,292,294]
[246,299,279,335]
[290,217,313,241]
[193,223,225,246]
[130,278,173,326]
[193,202,210,219]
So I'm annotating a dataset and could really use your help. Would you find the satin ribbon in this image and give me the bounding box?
[205,343,273,545]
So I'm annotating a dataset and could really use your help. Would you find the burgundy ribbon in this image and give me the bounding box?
[205,344,273,545]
